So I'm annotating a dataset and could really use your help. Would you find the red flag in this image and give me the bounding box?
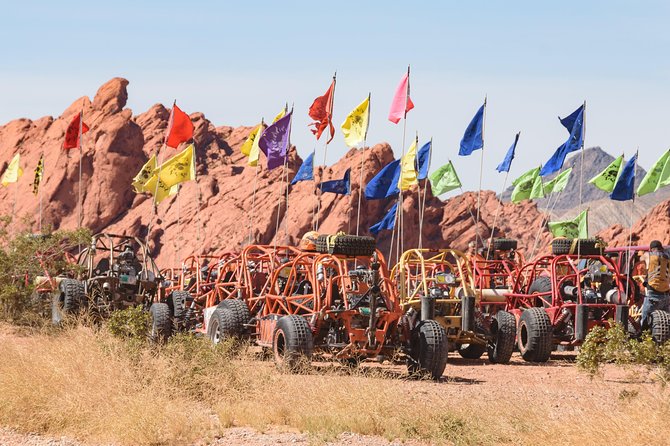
[308,78,335,143]
[63,112,90,149]
[388,69,414,124]
[165,103,194,148]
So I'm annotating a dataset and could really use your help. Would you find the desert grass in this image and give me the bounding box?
[1,324,669,446]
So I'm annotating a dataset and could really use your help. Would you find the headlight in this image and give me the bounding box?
[435,272,456,285]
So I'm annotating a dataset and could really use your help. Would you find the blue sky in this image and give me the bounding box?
[1,1,669,194]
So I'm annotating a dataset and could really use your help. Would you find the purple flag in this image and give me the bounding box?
[259,111,292,170]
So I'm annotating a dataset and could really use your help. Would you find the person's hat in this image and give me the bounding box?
[650,240,663,250]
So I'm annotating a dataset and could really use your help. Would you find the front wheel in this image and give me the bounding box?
[487,310,516,364]
[273,315,313,372]
[650,310,670,343]
[517,308,552,363]
[408,320,449,380]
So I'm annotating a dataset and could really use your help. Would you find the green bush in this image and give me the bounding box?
[577,321,670,382]
[107,306,151,340]
[0,221,90,324]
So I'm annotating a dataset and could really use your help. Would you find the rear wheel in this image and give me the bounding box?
[149,303,172,342]
[315,234,376,257]
[52,279,84,325]
[168,290,190,330]
[218,299,251,329]
[528,276,553,308]
[273,315,313,371]
[551,238,603,256]
[487,310,516,364]
[517,308,553,362]
[408,320,449,380]
[650,310,670,343]
[493,238,518,251]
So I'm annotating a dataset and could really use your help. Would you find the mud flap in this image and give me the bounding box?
[575,304,588,342]
[461,295,475,332]
[615,305,629,332]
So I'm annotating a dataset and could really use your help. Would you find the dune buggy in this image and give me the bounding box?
[393,248,516,364]
[505,238,670,362]
[73,233,171,338]
[249,234,449,379]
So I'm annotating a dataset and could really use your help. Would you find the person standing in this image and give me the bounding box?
[641,240,670,325]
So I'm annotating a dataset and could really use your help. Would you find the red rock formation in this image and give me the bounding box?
[598,199,670,247]
[0,78,561,267]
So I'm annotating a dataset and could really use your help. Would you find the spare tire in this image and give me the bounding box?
[494,238,518,251]
[552,238,603,256]
[316,234,376,257]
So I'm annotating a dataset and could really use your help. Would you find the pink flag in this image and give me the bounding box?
[387,70,414,124]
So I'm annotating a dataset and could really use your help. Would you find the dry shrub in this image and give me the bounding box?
[1,323,670,446]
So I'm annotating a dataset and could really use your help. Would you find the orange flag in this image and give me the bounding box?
[308,78,335,143]
[63,112,90,149]
[165,103,194,148]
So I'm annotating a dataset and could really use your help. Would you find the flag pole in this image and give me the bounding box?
[39,152,43,232]
[356,93,371,236]
[475,96,487,250]
[458,184,486,248]
[398,65,410,257]
[147,100,175,240]
[417,137,432,249]
[486,169,510,259]
[528,187,565,260]
[577,100,587,262]
[248,119,264,245]
[315,73,336,231]
[284,105,294,245]
[625,149,639,301]
[78,110,84,229]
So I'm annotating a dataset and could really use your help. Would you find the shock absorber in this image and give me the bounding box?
[367,259,380,348]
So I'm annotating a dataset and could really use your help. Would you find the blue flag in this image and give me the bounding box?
[458,103,485,156]
[370,202,398,235]
[290,152,314,185]
[541,105,584,176]
[416,141,432,180]
[610,153,637,201]
[496,132,519,173]
[365,159,401,199]
[319,168,350,195]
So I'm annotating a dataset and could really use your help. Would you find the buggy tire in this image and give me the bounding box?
[218,299,251,329]
[52,279,84,325]
[493,238,518,251]
[528,276,553,308]
[272,315,313,371]
[149,303,172,342]
[517,308,553,362]
[650,310,670,343]
[408,319,449,380]
[487,310,516,364]
[169,290,190,329]
[458,343,486,359]
[207,305,243,345]
[316,234,376,257]
[551,238,603,256]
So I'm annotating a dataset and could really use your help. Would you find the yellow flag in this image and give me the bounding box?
[240,124,262,157]
[341,96,370,148]
[2,153,23,186]
[32,154,44,195]
[272,106,287,124]
[143,174,172,204]
[398,138,419,191]
[132,154,158,193]
[248,126,264,167]
[155,144,196,188]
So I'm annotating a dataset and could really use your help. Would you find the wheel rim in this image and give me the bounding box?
[210,319,221,344]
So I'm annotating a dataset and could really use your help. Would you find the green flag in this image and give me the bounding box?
[548,209,588,239]
[637,149,670,196]
[511,166,540,203]
[588,155,623,193]
[529,174,545,200]
[544,167,572,194]
[429,161,462,196]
